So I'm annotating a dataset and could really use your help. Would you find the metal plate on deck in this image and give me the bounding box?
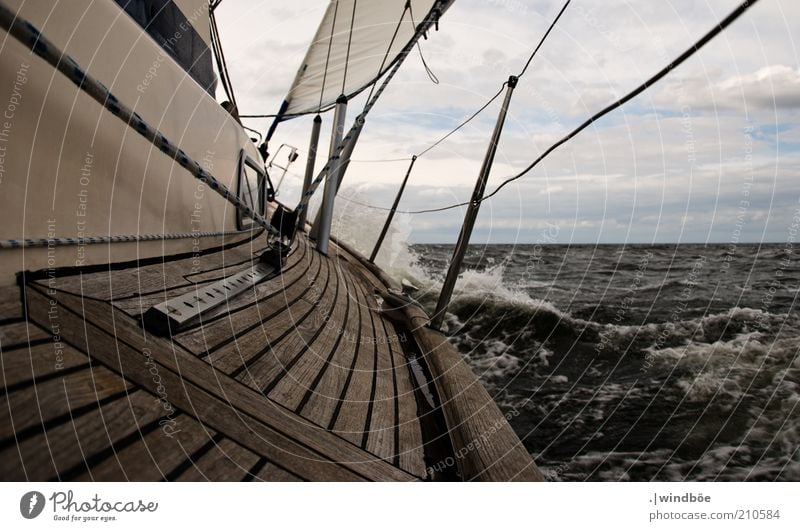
[143,261,278,335]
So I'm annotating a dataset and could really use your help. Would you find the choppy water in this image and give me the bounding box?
[404,243,800,481]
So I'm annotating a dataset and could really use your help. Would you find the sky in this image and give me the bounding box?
[215,0,799,244]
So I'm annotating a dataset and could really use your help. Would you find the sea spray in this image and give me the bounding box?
[318,193,799,480]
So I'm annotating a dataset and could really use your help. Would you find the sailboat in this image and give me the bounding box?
[0,0,542,481]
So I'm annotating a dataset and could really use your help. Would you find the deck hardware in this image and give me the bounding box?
[268,143,300,196]
[260,241,291,270]
[377,289,428,328]
[142,246,287,335]
[270,204,298,243]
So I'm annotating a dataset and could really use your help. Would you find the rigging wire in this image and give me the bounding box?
[321,2,568,171]
[350,157,414,163]
[408,2,440,84]
[346,0,761,215]
[411,0,570,159]
[416,84,507,158]
[364,2,411,104]
[319,0,340,111]
[516,0,571,79]
[341,0,358,94]
[209,4,237,109]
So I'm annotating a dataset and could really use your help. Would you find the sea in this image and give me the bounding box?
[329,193,799,480]
[401,243,799,481]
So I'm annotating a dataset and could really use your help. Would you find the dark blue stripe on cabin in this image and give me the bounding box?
[113,0,216,95]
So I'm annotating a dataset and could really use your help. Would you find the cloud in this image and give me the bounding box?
[216,0,800,243]
[655,65,800,112]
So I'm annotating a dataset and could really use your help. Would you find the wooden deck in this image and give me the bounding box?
[0,226,541,481]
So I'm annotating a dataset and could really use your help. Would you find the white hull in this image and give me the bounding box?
[0,0,260,284]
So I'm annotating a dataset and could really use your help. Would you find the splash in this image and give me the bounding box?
[330,186,430,284]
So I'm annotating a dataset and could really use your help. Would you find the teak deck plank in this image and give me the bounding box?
[0,364,132,441]
[182,239,286,283]
[180,239,310,324]
[176,240,317,354]
[387,321,425,477]
[364,311,397,463]
[235,257,334,391]
[298,275,364,430]
[116,238,309,321]
[207,250,325,375]
[267,265,351,411]
[330,282,378,446]
[0,321,50,349]
[1,340,89,389]
[37,233,259,301]
[175,437,260,481]
[78,413,216,481]
[0,285,23,321]
[0,389,165,481]
[25,286,413,481]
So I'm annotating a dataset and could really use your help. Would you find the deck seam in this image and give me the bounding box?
[195,240,320,359]
[325,279,365,430]
[227,251,329,378]
[293,277,351,412]
[261,265,341,395]
[25,285,412,481]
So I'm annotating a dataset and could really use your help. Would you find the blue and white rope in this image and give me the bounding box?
[0,229,253,249]
[0,3,280,240]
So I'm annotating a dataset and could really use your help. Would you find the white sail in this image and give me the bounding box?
[279,0,451,118]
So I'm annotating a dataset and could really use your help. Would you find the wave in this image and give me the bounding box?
[332,199,800,480]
